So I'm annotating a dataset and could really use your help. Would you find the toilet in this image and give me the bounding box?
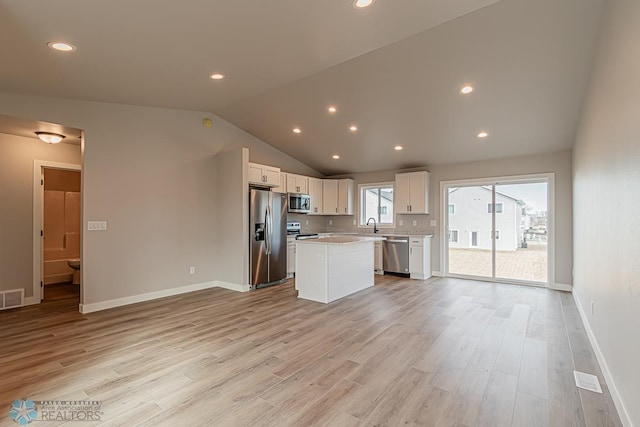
[67,259,81,285]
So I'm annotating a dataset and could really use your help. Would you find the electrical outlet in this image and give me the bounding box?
[305,220,309,226]
[329,220,333,225]
[412,220,417,226]
[353,219,356,225]
[189,266,195,275]
[591,301,594,315]
[87,221,107,231]
[430,220,437,227]
[399,220,403,226]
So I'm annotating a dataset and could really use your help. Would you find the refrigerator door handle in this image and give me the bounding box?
[265,206,272,255]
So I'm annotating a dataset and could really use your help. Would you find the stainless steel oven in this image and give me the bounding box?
[288,193,311,214]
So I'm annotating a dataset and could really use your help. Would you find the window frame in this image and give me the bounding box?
[488,202,504,214]
[448,229,459,243]
[358,182,396,228]
[448,204,456,215]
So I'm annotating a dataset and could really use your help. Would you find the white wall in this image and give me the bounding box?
[572,0,640,424]
[0,133,81,297]
[0,93,320,306]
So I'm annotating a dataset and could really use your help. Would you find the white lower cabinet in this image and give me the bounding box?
[409,236,432,280]
[374,241,383,274]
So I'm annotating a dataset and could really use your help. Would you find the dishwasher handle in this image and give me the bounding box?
[386,239,408,243]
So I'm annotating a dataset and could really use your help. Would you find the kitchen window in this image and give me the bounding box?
[359,183,394,227]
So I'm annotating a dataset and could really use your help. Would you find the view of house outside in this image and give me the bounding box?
[448,182,548,283]
[361,185,394,225]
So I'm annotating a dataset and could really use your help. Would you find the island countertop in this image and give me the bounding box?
[296,236,386,245]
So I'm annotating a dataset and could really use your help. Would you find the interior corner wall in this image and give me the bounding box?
[572,0,640,424]
[0,133,81,297]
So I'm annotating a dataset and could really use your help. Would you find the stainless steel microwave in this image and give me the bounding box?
[288,193,311,214]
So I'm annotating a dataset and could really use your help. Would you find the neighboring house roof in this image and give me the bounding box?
[449,186,525,205]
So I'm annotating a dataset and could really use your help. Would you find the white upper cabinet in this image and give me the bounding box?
[338,179,354,215]
[286,174,309,194]
[273,172,288,193]
[322,179,354,215]
[395,171,430,214]
[248,162,280,187]
[308,177,323,215]
[322,180,338,214]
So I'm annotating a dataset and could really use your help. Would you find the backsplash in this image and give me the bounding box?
[291,213,436,236]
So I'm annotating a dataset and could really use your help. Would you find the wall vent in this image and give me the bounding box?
[1,289,25,310]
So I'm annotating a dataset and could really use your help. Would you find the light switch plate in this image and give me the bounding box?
[398,220,403,226]
[87,221,107,231]
[430,220,437,227]
[412,220,417,226]
[329,220,333,225]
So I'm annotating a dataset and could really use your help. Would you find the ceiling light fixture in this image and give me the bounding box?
[394,145,403,151]
[328,106,337,113]
[477,131,489,139]
[460,85,474,94]
[209,73,225,80]
[332,155,340,159]
[353,0,375,8]
[47,42,76,52]
[292,128,302,134]
[349,125,358,132]
[35,132,65,144]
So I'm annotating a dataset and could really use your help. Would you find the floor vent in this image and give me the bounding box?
[1,289,25,311]
[574,370,603,393]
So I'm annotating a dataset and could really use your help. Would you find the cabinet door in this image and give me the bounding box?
[322,180,338,214]
[338,179,354,215]
[274,172,287,193]
[287,245,295,275]
[308,178,323,215]
[409,172,429,214]
[409,242,423,276]
[395,173,411,214]
[248,163,264,185]
[374,241,383,271]
[296,176,309,194]
[263,166,281,187]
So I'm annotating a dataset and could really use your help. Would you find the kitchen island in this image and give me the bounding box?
[295,236,385,303]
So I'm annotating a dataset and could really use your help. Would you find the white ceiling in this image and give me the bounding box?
[0,0,604,175]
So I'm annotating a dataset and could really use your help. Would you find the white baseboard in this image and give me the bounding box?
[572,288,632,427]
[549,282,572,292]
[215,281,250,293]
[79,280,247,314]
[24,296,41,306]
[431,271,444,277]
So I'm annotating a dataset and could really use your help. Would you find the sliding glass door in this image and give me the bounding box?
[445,177,550,286]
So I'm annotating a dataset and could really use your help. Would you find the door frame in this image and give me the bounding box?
[32,160,82,304]
[440,173,555,288]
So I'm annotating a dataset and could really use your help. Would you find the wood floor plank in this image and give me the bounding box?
[0,276,623,427]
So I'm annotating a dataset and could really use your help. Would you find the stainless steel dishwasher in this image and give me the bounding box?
[383,236,410,274]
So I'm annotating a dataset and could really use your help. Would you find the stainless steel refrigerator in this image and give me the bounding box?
[250,189,287,289]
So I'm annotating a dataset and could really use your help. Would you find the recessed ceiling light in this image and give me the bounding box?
[349,125,358,132]
[332,155,340,159]
[47,42,76,52]
[394,145,403,151]
[328,106,337,113]
[210,73,225,80]
[477,131,489,139]
[460,85,474,94]
[292,128,302,134]
[353,0,375,8]
[35,132,65,144]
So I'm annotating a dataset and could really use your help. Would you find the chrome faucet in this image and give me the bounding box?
[366,217,378,234]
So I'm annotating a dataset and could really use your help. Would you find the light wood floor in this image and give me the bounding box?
[0,276,622,426]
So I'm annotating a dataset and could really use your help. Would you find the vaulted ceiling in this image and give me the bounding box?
[0,0,604,175]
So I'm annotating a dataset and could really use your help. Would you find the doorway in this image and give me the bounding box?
[33,161,82,302]
[443,174,553,286]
